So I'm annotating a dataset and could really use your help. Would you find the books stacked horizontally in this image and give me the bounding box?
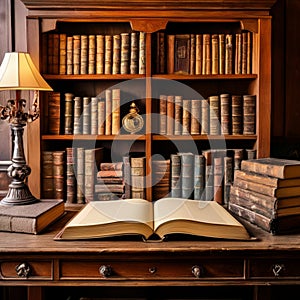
[228,157,300,234]
[96,162,125,200]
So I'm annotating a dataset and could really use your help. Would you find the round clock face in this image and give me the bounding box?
[122,113,144,134]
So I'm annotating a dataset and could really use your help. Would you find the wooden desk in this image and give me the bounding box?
[1,209,300,300]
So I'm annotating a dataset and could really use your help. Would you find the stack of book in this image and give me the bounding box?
[229,157,300,234]
[96,162,125,200]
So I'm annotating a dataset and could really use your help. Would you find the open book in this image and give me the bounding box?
[55,198,251,241]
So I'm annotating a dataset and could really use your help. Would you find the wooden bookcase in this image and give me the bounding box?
[21,0,275,202]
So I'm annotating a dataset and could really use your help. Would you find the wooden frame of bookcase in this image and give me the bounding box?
[22,0,275,201]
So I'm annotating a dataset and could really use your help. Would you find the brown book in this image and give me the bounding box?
[195,34,203,75]
[73,35,81,75]
[41,33,48,74]
[0,199,64,234]
[73,96,83,135]
[194,154,205,200]
[166,95,174,135]
[247,31,252,74]
[243,94,256,135]
[152,159,170,200]
[64,93,74,135]
[104,35,112,74]
[174,34,190,74]
[233,148,244,170]
[112,34,121,74]
[48,92,61,135]
[235,33,242,74]
[120,32,130,74]
[59,33,67,75]
[182,99,191,135]
[66,147,76,204]
[47,33,54,74]
[211,34,219,75]
[170,154,181,198]
[123,155,131,199]
[179,152,194,199]
[97,99,105,135]
[90,97,98,135]
[159,94,167,135]
[105,89,112,135]
[190,34,196,75]
[209,95,220,135]
[202,33,211,75]
[223,156,233,206]
[220,93,231,135]
[219,33,225,75]
[130,156,146,199]
[167,34,175,74]
[231,95,243,135]
[76,147,85,204]
[112,88,121,135]
[66,36,73,75]
[157,32,165,74]
[80,35,88,74]
[52,33,60,74]
[139,31,146,75]
[96,34,105,74]
[52,151,65,200]
[95,183,125,194]
[82,97,91,134]
[241,158,300,179]
[214,156,223,204]
[190,99,201,135]
[100,162,123,171]
[225,34,233,74]
[201,99,209,135]
[246,149,256,160]
[241,32,248,75]
[42,151,54,199]
[130,32,139,74]
[174,95,182,135]
[97,170,123,178]
[88,35,96,74]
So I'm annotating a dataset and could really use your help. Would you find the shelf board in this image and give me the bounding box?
[152,74,257,80]
[42,134,146,141]
[43,74,146,80]
[152,134,257,141]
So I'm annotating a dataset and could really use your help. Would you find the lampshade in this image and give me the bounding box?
[0,52,52,91]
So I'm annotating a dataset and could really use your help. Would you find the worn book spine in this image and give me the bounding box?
[211,34,219,75]
[159,94,167,135]
[190,34,196,75]
[47,33,54,74]
[112,88,121,135]
[214,156,223,204]
[73,96,82,135]
[233,148,244,170]
[42,151,54,199]
[219,33,225,75]
[80,35,88,74]
[41,33,48,74]
[95,183,125,194]
[97,170,123,178]
[209,95,220,135]
[123,155,131,199]
[235,33,242,74]
[246,149,256,160]
[105,89,112,135]
[225,34,233,74]
[174,34,190,74]
[167,34,175,74]
[48,92,61,135]
[247,31,252,74]
[96,34,105,74]
[100,162,124,171]
[223,156,233,206]
[170,154,181,198]
[66,147,76,204]
[104,35,112,74]
[121,32,130,74]
[182,99,191,135]
[130,156,146,199]
[130,32,139,74]
[195,34,203,75]
[82,97,91,134]
[97,99,105,135]
[220,93,231,135]
[201,99,209,135]
[76,147,85,204]
[241,32,248,75]
[66,36,73,75]
[112,34,121,74]
[152,159,170,200]
[64,93,74,135]
[190,99,201,135]
[52,151,65,200]
[90,97,98,135]
[52,33,60,74]
[243,94,256,135]
[166,95,174,135]
[203,150,213,201]
[158,32,165,74]
[180,153,194,199]
[174,95,183,135]
[139,31,146,74]
[88,35,96,74]
[73,35,80,75]
[194,154,205,200]
[59,33,67,75]
[231,95,243,135]
[202,33,211,75]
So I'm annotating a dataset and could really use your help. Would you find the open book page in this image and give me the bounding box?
[153,198,250,240]
[60,198,154,239]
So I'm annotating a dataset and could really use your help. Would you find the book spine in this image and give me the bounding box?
[130,156,146,199]
[80,35,88,74]
[182,99,191,135]
[241,32,248,75]
[243,95,256,135]
[59,33,67,75]
[247,31,252,74]
[225,34,233,74]
[235,33,242,74]
[112,88,121,135]
[220,94,231,135]
[52,33,59,74]
[174,34,190,74]
[90,97,98,135]
[159,95,167,135]
[174,95,183,135]
[190,34,196,75]
[41,33,48,74]
[190,99,201,135]
[209,95,220,135]
[219,33,225,75]
[64,93,74,135]
[130,32,139,74]
[233,149,244,170]
[158,32,165,74]
[97,99,105,135]
[52,151,65,200]
[47,33,54,74]
[76,147,85,204]
[166,95,174,135]
[152,159,170,200]
[211,34,219,75]
[73,35,80,75]
[100,162,124,171]
[73,96,82,135]
[202,33,211,75]
[41,151,54,199]
[48,92,61,135]
[223,156,233,206]
[120,33,130,74]
[96,34,105,74]
[195,34,203,75]
[246,149,257,160]
[139,32,146,74]
[66,36,73,75]
[201,99,209,135]
[112,34,121,74]
[95,184,125,194]
[167,34,175,74]
[214,156,223,204]
[231,95,243,135]
[170,154,181,198]
[104,35,112,74]
[194,154,205,200]
[82,97,91,134]
[105,89,112,135]
[123,156,131,199]
[180,153,194,199]
[88,35,96,74]
[66,147,77,204]
[203,150,214,201]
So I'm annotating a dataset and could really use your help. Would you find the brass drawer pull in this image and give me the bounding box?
[192,265,202,278]
[149,266,157,274]
[272,264,285,277]
[99,265,112,277]
[15,262,31,278]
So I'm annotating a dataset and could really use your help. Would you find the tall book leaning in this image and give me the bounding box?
[54,198,250,241]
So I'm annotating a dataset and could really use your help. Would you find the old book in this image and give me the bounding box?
[241,158,300,179]
[100,162,123,171]
[123,155,131,199]
[84,147,104,202]
[231,95,243,135]
[90,97,98,135]
[88,35,96,74]
[47,33,54,74]
[243,94,256,135]
[52,151,65,200]
[214,156,223,204]
[209,95,220,135]
[159,94,167,135]
[247,31,252,74]
[174,95,183,135]
[130,156,146,199]
[166,34,175,74]
[41,33,48,74]
[157,32,165,74]
[59,33,67,75]
[41,151,54,199]
[64,93,74,135]
[82,97,91,134]
[95,183,125,194]
[112,34,121,74]
[241,32,248,75]
[223,156,233,206]
[130,32,139,74]
[52,33,60,74]
[96,34,105,74]
[190,99,201,135]
[174,34,190,74]
[97,99,105,135]
[105,89,112,135]
[179,152,194,199]
[104,35,112,74]
[233,148,244,170]
[55,198,250,241]
[194,154,205,200]
[235,33,242,74]
[234,169,300,188]
[66,147,76,204]
[201,99,209,134]
[73,35,81,75]
[120,32,130,74]
[246,149,256,160]
[202,33,211,75]
[112,88,121,135]
[66,36,73,75]
[80,35,88,74]
[190,34,196,75]
[195,34,203,75]
[139,31,146,74]
[220,93,231,135]
[76,147,85,204]
[170,154,181,198]
[152,159,170,200]
[48,92,61,135]
[73,96,82,135]
[182,99,191,135]
[0,199,64,234]
[219,33,225,75]
[97,170,123,180]
[211,34,219,75]
[166,95,174,135]
[225,34,233,74]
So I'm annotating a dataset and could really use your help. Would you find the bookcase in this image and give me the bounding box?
[22,0,274,205]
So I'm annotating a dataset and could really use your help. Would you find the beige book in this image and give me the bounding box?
[55,198,250,241]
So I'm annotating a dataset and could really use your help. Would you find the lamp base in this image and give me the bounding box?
[1,182,38,206]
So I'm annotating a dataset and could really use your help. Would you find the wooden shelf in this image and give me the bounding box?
[152,74,257,80]
[152,134,257,141]
[42,134,146,141]
[44,74,146,80]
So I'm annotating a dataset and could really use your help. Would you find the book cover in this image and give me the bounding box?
[73,35,80,75]
[139,31,146,74]
[112,34,121,74]
[174,95,182,135]
[159,94,167,135]
[211,34,219,75]
[76,147,85,204]
[231,95,243,135]
[152,159,170,200]
[190,34,196,75]
[112,88,121,135]
[220,94,231,135]
[97,99,105,135]
[52,151,65,200]
[194,154,205,200]
[120,33,130,74]
[190,99,201,135]
[167,34,175,74]
[182,99,191,135]
[202,33,211,75]
[66,36,73,75]
[179,152,194,199]
[96,34,105,74]
[130,32,139,74]
[166,95,174,135]
[130,155,146,199]
[88,35,96,74]
[104,35,112,74]
[225,34,233,74]
[42,151,54,199]
[195,34,203,75]
[209,95,220,135]
[170,154,181,198]
[73,96,83,135]
[243,95,256,135]
[90,97,98,135]
[80,35,88,74]
[64,93,74,135]
[105,89,112,135]
[59,33,67,75]
[82,96,91,135]
[66,147,77,204]
[48,92,61,135]
[174,34,190,74]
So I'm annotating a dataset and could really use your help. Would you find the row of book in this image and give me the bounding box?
[228,157,300,235]
[159,93,256,136]
[156,31,252,75]
[47,89,123,135]
[42,32,146,75]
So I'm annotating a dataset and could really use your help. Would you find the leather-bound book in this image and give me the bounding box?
[73,35,81,75]
[130,156,146,199]
[52,151,65,200]
[64,93,74,135]
[130,32,139,74]
[112,88,121,135]
[211,34,219,75]
[104,35,112,74]
[73,96,83,135]
[231,95,243,135]
[219,33,225,75]
[48,92,61,135]
[80,35,88,74]
[190,34,196,75]
[202,33,211,75]
[174,95,182,135]
[112,34,121,74]
[166,34,175,74]
[90,97,98,135]
[209,95,220,135]
[170,154,181,198]
[96,34,105,74]
[243,94,256,135]
[235,33,242,74]
[179,152,194,199]
[195,34,203,75]
[66,147,76,204]
[97,98,105,135]
[166,95,174,135]
[194,154,205,200]
[191,99,201,135]
[159,94,167,135]
[225,34,233,74]
[182,99,191,135]
[82,97,91,134]
[220,93,231,135]
[174,34,190,74]
[139,31,146,74]
[66,36,73,75]
[76,147,85,204]
[120,32,130,74]
[59,33,67,75]
[105,89,112,135]
[88,35,96,74]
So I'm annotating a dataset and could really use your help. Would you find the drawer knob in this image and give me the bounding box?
[15,262,31,278]
[272,264,285,277]
[192,265,202,278]
[99,265,112,277]
[149,266,157,274]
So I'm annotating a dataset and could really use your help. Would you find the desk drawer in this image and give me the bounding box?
[0,260,53,280]
[249,259,300,279]
[60,259,244,280]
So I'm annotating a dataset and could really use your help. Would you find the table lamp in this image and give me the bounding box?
[0,52,53,205]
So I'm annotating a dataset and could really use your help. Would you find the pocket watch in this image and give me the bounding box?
[122,102,144,134]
